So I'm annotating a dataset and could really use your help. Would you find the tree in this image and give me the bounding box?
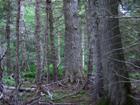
[63,0,82,83]
[14,0,21,104]
[5,0,11,72]
[86,0,104,102]
[86,0,96,85]
[98,0,134,105]
[47,0,58,81]
[35,0,42,86]
[19,0,27,70]
[44,0,50,83]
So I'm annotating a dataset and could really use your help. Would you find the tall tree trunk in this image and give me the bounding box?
[83,0,95,89]
[35,0,42,86]
[44,0,50,83]
[63,0,82,83]
[20,0,27,69]
[98,0,134,105]
[84,1,104,101]
[47,0,58,81]
[19,0,27,71]
[78,0,86,70]
[14,0,21,104]
[5,1,11,72]
[86,0,95,81]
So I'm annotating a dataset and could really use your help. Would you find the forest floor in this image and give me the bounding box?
[20,79,93,105]
[1,72,140,105]
[1,78,93,105]
[20,73,140,105]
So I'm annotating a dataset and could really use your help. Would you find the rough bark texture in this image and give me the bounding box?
[98,0,134,105]
[5,1,11,72]
[35,0,42,85]
[86,0,104,101]
[87,0,95,80]
[83,0,95,89]
[47,0,58,81]
[63,0,82,83]
[16,0,20,88]
[19,0,27,71]
[15,0,21,104]
[45,0,50,83]
[88,0,104,100]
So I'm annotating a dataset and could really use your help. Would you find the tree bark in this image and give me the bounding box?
[44,0,50,83]
[19,0,27,71]
[5,1,11,72]
[98,0,134,105]
[35,0,42,85]
[14,0,21,104]
[63,0,82,83]
[47,0,58,81]
[85,0,104,101]
[86,0,95,81]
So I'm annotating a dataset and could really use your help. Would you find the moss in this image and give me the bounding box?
[96,97,110,105]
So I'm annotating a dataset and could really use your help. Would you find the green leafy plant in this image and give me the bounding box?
[3,76,15,86]
[22,64,36,79]
[129,72,140,79]
[48,64,64,80]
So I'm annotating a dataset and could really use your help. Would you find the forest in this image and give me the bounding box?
[0,0,140,105]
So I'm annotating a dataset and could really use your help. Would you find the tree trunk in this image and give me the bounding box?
[98,0,134,105]
[35,0,42,86]
[19,0,27,71]
[85,1,104,101]
[44,0,50,83]
[5,1,11,72]
[47,0,58,81]
[63,0,82,83]
[86,0,95,81]
[14,0,21,104]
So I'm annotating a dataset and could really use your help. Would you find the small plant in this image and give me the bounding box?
[48,64,64,80]
[97,97,110,105]
[3,76,15,86]
[58,65,64,79]
[22,64,36,79]
[129,72,140,79]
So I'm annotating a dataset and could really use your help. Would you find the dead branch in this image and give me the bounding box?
[0,49,7,62]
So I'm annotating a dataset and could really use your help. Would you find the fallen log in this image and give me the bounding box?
[3,85,35,93]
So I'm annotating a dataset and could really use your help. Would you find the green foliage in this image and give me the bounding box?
[48,64,54,80]
[58,65,64,79]
[129,72,140,79]
[22,64,64,80]
[83,65,96,75]
[2,76,15,86]
[48,64,64,80]
[25,4,35,26]
[23,71,36,79]
[96,97,110,105]
[50,90,91,104]
[22,64,36,79]
[0,0,5,18]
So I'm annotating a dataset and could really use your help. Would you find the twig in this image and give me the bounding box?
[0,50,7,62]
